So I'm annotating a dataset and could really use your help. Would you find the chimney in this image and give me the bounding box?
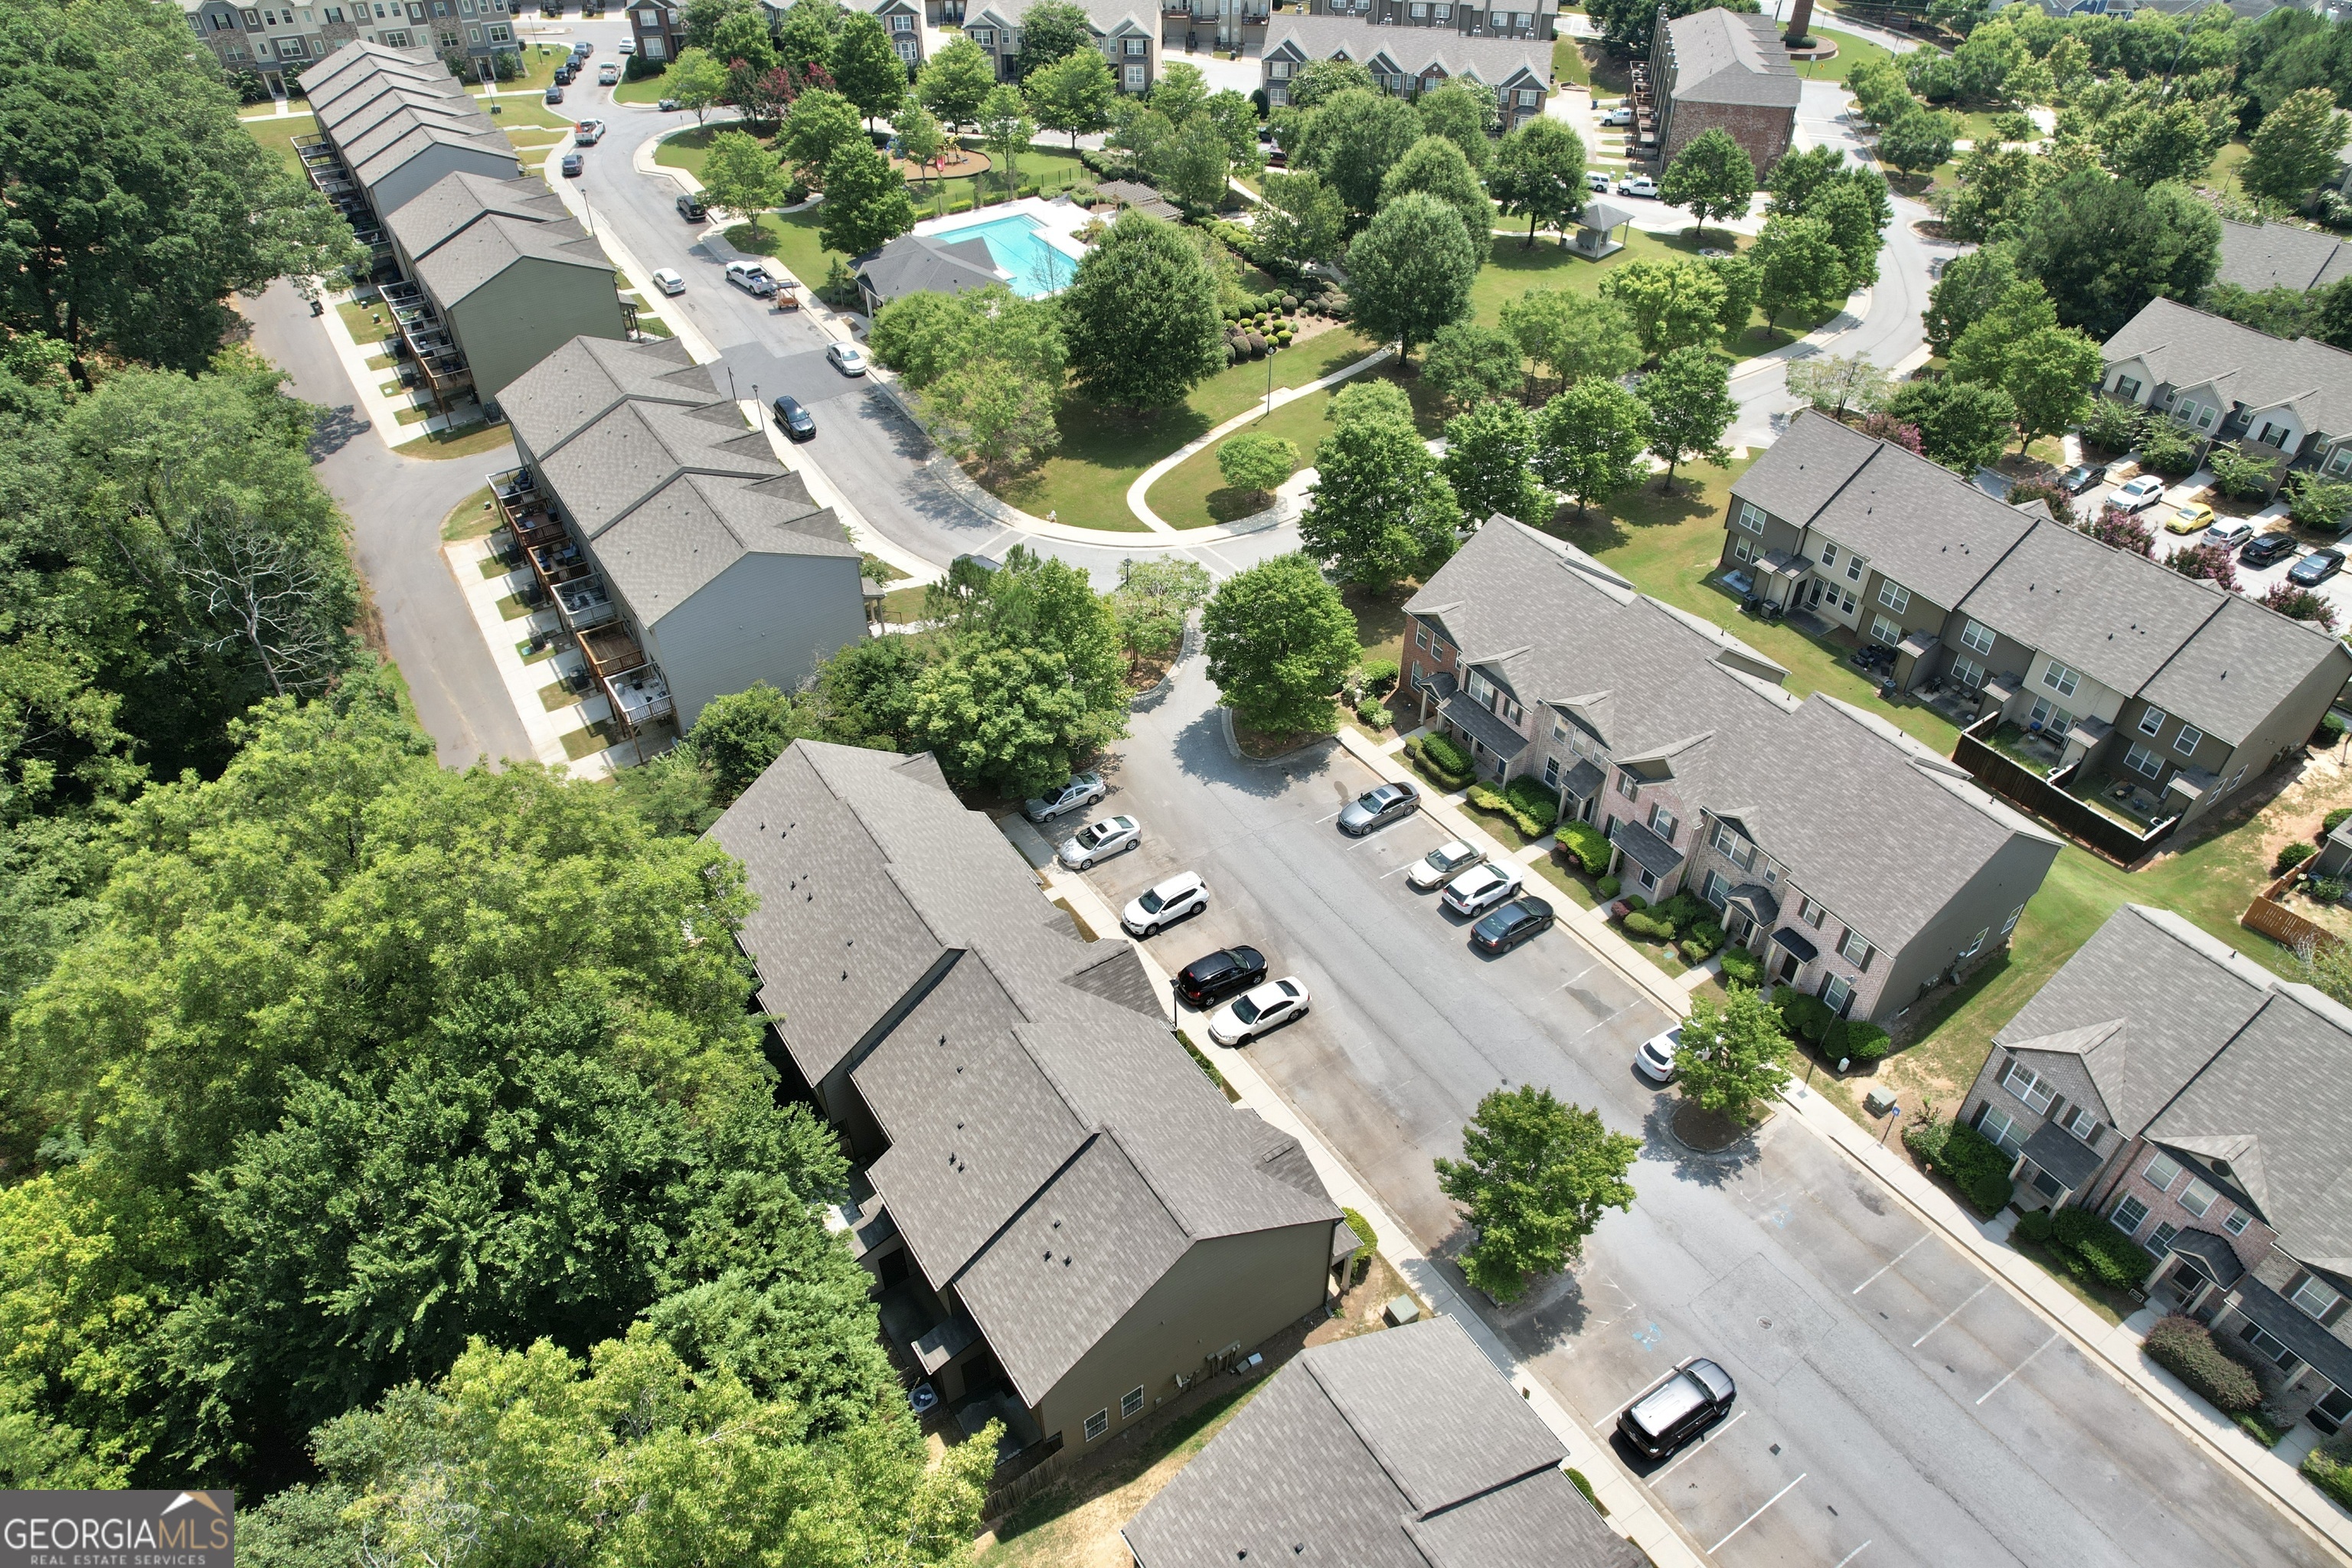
[1784,0,1813,42]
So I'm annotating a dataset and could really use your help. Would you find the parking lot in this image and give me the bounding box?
[1053,657,2338,1567]
[2076,468,2352,627]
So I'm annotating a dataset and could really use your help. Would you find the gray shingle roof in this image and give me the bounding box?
[2135,592,2344,749]
[855,232,1007,305]
[1408,521,2056,953]
[307,41,520,202]
[499,334,714,460]
[413,214,612,307]
[710,743,1342,1404]
[2021,1116,2105,1190]
[1122,1317,1641,1568]
[1992,903,2352,1272]
[593,470,854,622]
[386,172,568,264]
[2102,297,2352,443]
[1951,514,2230,697]
[2215,218,2352,293]
[1260,12,1548,86]
[1664,7,1802,108]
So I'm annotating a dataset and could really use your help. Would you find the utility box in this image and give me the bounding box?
[1383,1295,1421,1328]
[1865,1087,1899,1118]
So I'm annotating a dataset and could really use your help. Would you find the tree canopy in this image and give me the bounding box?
[1440,400,1548,527]
[1201,554,1362,735]
[1435,1087,1640,1304]
[1657,127,1756,234]
[2012,170,2219,340]
[1488,118,1588,248]
[1378,136,1495,266]
[1675,986,1791,1122]
[1062,212,1227,410]
[1303,390,1460,589]
[1344,192,1479,362]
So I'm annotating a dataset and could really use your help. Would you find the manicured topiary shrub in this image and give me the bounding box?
[2276,841,2315,875]
[1358,656,1399,695]
[1623,910,1674,941]
[1421,731,1472,774]
[2016,1209,2054,1243]
[1828,1019,1891,1060]
[1719,946,1762,985]
[1935,1120,2016,1214]
[1555,820,1609,877]
[1775,987,1835,1044]
[1596,875,1622,899]
[1621,893,1648,912]
[2146,1316,2262,1413]
[1357,701,1392,728]
[1681,920,1725,959]
[2051,1207,2157,1289]
[1501,777,1559,833]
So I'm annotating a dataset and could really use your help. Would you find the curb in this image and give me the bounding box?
[1218,707,1340,769]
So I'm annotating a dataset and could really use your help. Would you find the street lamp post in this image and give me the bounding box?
[1263,342,1279,419]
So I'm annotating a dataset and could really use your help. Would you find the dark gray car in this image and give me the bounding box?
[1338,780,1419,836]
[1618,1357,1736,1459]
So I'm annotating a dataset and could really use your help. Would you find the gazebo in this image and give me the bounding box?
[1570,200,1634,258]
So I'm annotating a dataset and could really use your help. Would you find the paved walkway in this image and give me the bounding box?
[1125,343,1393,531]
[440,531,630,777]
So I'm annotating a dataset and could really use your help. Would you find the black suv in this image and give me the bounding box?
[771,395,815,440]
[676,192,706,221]
[1618,1358,1736,1459]
[1175,946,1267,1010]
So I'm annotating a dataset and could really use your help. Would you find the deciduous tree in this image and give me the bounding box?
[1642,346,1736,492]
[916,35,995,132]
[1658,126,1756,235]
[1217,431,1300,504]
[1416,77,1499,172]
[1111,557,1214,661]
[665,45,730,123]
[781,87,866,183]
[1878,107,1959,175]
[2014,170,2220,339]
[1536,379,1651,518]
[1421,322,1524,408]
[1014,0,1093,77]
[1674,985,1791,1122]
[2245,86,2352,204]
[1024,47,1116,148]
[773,0,842,72]
[1884,377,2019,472]
[1501,289,1642,390]
[1786,354,1892,419]
[830,10,910,126]
[816,139,916,256]
[1435,1086,1640,1303]
[1751,213,1849,327]
[1488,116,1587,247]
[1201,554,1362,734]
[1600,256,1728,358]
[1304,403,1461,588]
[698,127,790,215]
[977,81,1034,199]
[1256,171,1346,268]
[1344,191,1478,363]
[1379,135,1495,264]
[1440,400,1547,526]
[1061,212,1227,410]
[1295,87,1425,216]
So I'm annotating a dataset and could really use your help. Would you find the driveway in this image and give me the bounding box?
[2069,472,2352,630]
[1057,655,2337,1568]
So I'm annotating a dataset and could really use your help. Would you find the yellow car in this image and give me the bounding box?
[2164,501,2215,534]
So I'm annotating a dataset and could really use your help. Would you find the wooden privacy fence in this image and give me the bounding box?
[1952,717,2180,867]
[2243,867,2341,957]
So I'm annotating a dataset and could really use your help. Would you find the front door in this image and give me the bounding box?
[1806,578,1825,609]
[1726,910,1753,946]
[1775,949,1800,984]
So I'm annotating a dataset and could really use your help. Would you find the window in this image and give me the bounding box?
[2002,903,2023,935]
[486,21,506,37]
[2124,743,2163,780]
[1084,1409,1110,1441]
[1960,619,1995,656]
[1877,581,1910,614]
[1636,864,1656,890]
[1844,551,1865,583]
[1703,870,1730,906]
[2113,375,2142,401]
[2197,405,2216,430]
[2028,697,2072,734]
[2239,1320,2297,1369]
[1410,2,1425,12]
[2333,446,2352,476]
[1711,822,1739,857]
[2225,766,2246,792]
[1819,543,1838,567]
[1616,769,1638,800]
[2148,1220,2178,1255]
[1977,1102,2021,1155]
[2138,707,2166,737]
[2041,661,2079,698]
[1959,927,1988,959]
[889,7,910,23]
[1732,536,1756,564]
[2111,1194,2150,1236]
[1799,897,1824,929]
[1125,62,1146,86]
[1124,34,1145,51]
[1436,1,1451,14]
[1544,756,1560,789]
[2001,1058,2054,1112]
[1950,656,1984,689]
[1822,973,1854,1017]
[1870,613,1903,647]
[1415,625,1429,652]
[1269,59,1289,77]
[2178,1179,2216,1217]
[2060,1105,2099,1145]
[1831,586,1857,616]
[1266,83,1286,103]
[2223,1207,2249,1236]
[2143,1151,2183,1192]
[2174,724,2203,757]
[1736,500,1765,533]
[1121,1385,1145,1419]
[1648,802,1677,841]
[2293,1275,2346,1323]
[1515,85,1538,106]
[1838,929,1872,969]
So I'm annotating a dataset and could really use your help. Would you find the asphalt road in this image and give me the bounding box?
[1065,654,2333,1568]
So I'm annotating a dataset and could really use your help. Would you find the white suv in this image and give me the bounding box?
[1123,872,1207,936]
[1441,861,1524,916]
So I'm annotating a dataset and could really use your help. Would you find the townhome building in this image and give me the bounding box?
[1122,1317,1640,1568]
[711,741,1352,1474]
[765,0,930,65]
[187,0,521,87]
[1647,6,1798,174]
[302,41,523,217]
[961,0,1161,91]
[1955,903,2352,1440]
[2102,296,2352,489]
[1721,411,2352,835]
[1406,520,2061,1031]
[491,335,869,737]
[626,0,684,63]
[2213,217,2352,295]
[1300,0,1557,40]
[1259,14,1550,125]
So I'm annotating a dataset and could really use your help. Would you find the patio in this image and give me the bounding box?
[2069,769,2166,831]
[1984,721,2065,777]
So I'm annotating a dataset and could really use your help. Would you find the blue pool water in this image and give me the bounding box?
[934,214,1078,298]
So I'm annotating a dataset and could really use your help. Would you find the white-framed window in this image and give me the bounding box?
[1616,769,1638,800]
[889,8,910,24]
[2239,1319,2297,1369]
[2226,766,2246,792]
[2174,724,2203,757]
[2124,742,2163,779]
[1269,59,1289,77]
[2293,1275,2346,1323]
[2179,1178,2217,1217]
[1733,535,1756,564]
[1877,581,1910,614]
[1960,619,1995,656]
[1124,35,1147,54]
[2028,696,2072,734]
[1799,897,1824,928]
[2041,661,2079,698]
[1636,864,1657,890]
[2001,1057,2054,1112]
[1950,656,1984,689]
[1978,1102,2022,1155]
[1415,624,1430,651]
[1960,926,1988,958]
[1844,551,1865,583]
[1838,929,1872,969]
[1831,585,1857,616]
[1736,500,1765,533]
[895,36,918,58]
[2002,903,2024,934]
[2060,1105,2099,1144]
[1820,542,1838,567]
[1870,612,1903,647]
[1266,83,1288,103]
[1436,2,1452,15]
[1515,85,1538,106]
[1125,61,1147,87]
[1648,802,1677,841]
[2138,707,2165,737]
[485,21,507,37]
[2113,374,2143,400]
[1703,869,1730,906]
[1084,1409,1110,1441]
[2143,1151,2183,1192]
[1822,973,1854,1017]
[2111,1193,2150,1236]
[2332,446,2352,475]
[1121,1385,1145,1419]
[2223,1207,2249,1236]
[2196,404,2216,430]
[1711,821,1739,858]
[1544,755,1560,789]
[1410,1,1425,13]
[2148,1220,2179,1255]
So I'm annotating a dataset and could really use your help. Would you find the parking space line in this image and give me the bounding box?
[1651,1410,1746,1481]
[1975,1331,2059,1406]
[1910,1282,1989,1348]
[1709,1473,1806,1554]
[1851,1236,1926,1294]
[1378,861,1420,878]
[1831,1540,1873,1567]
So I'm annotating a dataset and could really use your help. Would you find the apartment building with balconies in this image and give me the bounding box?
[186,0,520,89]
[492,335,868,739]
[1955,903,2352,1442]
[1403,519,2060,1031]
[1647,5,1798,175]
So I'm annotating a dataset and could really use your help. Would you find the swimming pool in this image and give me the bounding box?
[932,213,1080,298]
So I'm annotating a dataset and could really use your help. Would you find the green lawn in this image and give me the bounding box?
[653,122,726,181]
[1798,26,1894,86]
[1551,38,1592,89]
[1148,358,1445,529]
[2207,139,2252,198]
[1474,226,1824,358]
[473,44,566,95]
[241,111,322,179]
[724,208,846,292]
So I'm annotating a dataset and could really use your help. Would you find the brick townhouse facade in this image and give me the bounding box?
[1648,5,1798,174]
[187,0,521,86]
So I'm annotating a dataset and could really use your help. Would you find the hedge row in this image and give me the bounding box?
[2014,1207,2155,1290]
[1466,783,1556,841]
[2145,1315,2263,1414]
[1406,733,1474,790]
[1903,1114,2014,1214]
[1555,820,1608,877]
[2306,1442,2352,1510]
[1772,988,1890,1059]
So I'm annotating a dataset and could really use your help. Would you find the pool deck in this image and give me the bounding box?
[912,195,1091,296]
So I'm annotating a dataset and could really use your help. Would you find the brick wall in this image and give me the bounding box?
[1661,99,1795,177]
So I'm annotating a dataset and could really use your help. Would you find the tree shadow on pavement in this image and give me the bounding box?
[1641,1096,1757,1191]
[308,404,369,461]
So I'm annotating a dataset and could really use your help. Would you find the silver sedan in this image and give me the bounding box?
[1058,814,1140,870]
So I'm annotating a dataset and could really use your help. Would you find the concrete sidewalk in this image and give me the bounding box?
[997,812,1710,1568]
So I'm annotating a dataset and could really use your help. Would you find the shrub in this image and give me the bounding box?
[2305,1442,2352,1511]
[2312,877,2347,903]
[2016,1209,2054,1243]
[1622,893,1648,913]
[1359,656,1400,695]
[1828,1020,1891,1060]
[1501,777,1560,834]
[1719,946,1762,985]
[2208,445,2277,501]
[2145,1316,2262,1413]
[2320,710,2349,746]
[2079,397,2143,456]
[1934,1120,2016,1214]
[1555,820,1610,877]
[623,52,663,80]
[1356,701,1393,729]
[1566,1468,1606,1516]
[2138,424,2199,478]
[1422,732,1472,775]
[2321,807,2352,841]
[1465,782,1508,813]
[1681,920,1726,959]
[1775,988,1836,1044]
[2276,841,2316,875]
[1901,1112,1951,1165]
[1656,892,1707,929]
[1596,875,1621,899]
[2052,1207,2157,1289]
[1623,910,1674,941]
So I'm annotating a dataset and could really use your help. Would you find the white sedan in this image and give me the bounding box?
[1441,861,1524,916]
[1635,1025,1682,1083]
[1408,841,1481,890]
[1122,871,1207,936]
[1207,978,1310,1046]
[828,341,869,376]
[1057,814,1140,870]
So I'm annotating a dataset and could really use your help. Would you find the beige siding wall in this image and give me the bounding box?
[450,261,626,401]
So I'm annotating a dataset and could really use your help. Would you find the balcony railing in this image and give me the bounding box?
[554,576,619,632]
[580,624,645,680]
[604,664,675,731]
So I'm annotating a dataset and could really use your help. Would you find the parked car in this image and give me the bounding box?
[544,83,565,103]
[1207,978,1309,1047]
[2056,464,2101,496]
[1616,174,1657,198]
[573,118,606,145]
[617,35,635,51]
[1175,946,1268,1010]
[2163,501,2213,534]
[2242,531,2298,567]
[573,39,592,54]
[1122,872,1207,937]
[1472,896,1555,953]
[1058,814,1140,870]
[552,64,574,84]
[725,259,778,296]
[1586,170,1610,192]
[2202,520,2253,550]
[2291,548,2347,586]
[1635,1025,1682,1084]
[560,151,584,177]
[1338,780,1419,836]
[1618,1358,1736,1459]
[1441,861,1523,917]
[2112,475,2165,512]
[1600,106,1634,125]
[598,62,619,84]
[658,96,681,110]
[651,267,685,295]
[675,192,706,221]
[1407,841,1481,890]
[827,341,869,375]
[771,394,815,440]
[1023,771,1106,822]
